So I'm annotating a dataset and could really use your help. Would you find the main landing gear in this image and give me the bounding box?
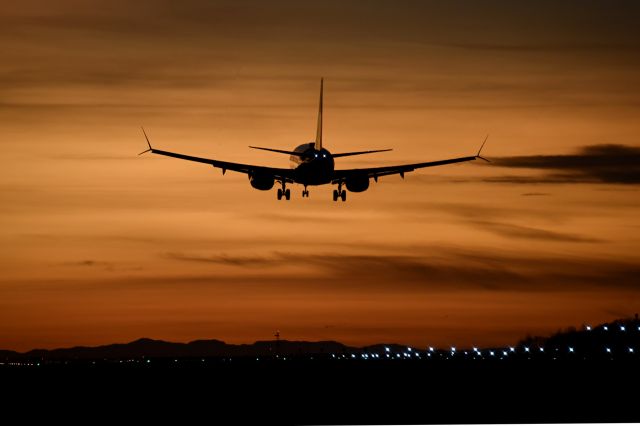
[276,181,290,200]
[302,186,310,198]
[333,182,347,202]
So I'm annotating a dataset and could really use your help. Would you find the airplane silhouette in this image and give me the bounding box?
[139,79,489,201]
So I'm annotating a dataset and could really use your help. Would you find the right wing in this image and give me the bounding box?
[332,137,490,182]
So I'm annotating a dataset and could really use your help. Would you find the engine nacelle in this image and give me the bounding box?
[249,173,275,191]
[345,175,369,192]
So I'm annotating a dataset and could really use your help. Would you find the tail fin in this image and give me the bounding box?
[315,78,323,151]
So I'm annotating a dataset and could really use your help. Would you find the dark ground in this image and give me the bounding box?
[2,359,638,424]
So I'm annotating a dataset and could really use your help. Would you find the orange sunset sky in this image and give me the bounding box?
[1,0,639,351]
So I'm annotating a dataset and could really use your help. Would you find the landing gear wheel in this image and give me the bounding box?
[333,190,339,202]
[340,190,347,202]
[302,189,309,198]
[285,189,291,200]
[277,189,283,200]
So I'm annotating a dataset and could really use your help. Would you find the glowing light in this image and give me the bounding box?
[502,351,508,356]
[604,326,608,331]
[568,347,574,353]
[586,325,592,331]
[524,347,530,352]
[408,347,412,352]
[628,348,634,353]
[451,347,456,352]
[606,348,611,353]
[509,347,515,352]
[429,347,434,352]
[620,326,626,331]
[539,348,545,352]
[489,351,495,356]
[385,347,390,352]
[351,354,355,358]
[473,347,478,352]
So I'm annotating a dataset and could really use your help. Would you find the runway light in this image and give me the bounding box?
[620,326,626,331]
[509,347,515,352]
[429,347,434,352]
[473,347,478,352]
[586,325,592,331]
[408,347,412,352]
[502,351,508,356]
[629,348,634,353]
[539,348,544,352]
[569,347,574,353]
[451,347,456,352]
[606,348,611,353]
[351,354,356,358]
[524,347,530,352]
[385,347,390,352]
[489,351,495,356]
[603,326,608,331]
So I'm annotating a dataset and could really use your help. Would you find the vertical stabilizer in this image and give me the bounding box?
[315,78,323,151]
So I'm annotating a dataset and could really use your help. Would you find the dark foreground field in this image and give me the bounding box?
[3,358,638,424]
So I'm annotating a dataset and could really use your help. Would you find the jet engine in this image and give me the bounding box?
[249,172,275,190]
[345,175,369,192]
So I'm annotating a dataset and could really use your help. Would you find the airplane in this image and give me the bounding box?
[139,78,489,201]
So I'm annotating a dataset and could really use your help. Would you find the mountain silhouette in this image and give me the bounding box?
[1,315,638,362]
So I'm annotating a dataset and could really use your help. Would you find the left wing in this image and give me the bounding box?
[332,137,489,183]
[139,128,295,182]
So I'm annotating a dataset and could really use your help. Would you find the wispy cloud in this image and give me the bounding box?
[162,248,640,292]
[443,42,640,53]
[469,220,604,243]
[488,144,640,184]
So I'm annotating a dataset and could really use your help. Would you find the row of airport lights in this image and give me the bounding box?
[326,322,638,360]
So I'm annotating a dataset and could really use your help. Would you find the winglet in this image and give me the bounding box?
[138,126,153,155]
[475,134,490,162]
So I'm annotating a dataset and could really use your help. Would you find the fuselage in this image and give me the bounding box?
[289,143,335,185]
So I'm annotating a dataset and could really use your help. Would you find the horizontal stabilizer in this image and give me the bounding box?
[332,149,392,158]
[249,146,305,156]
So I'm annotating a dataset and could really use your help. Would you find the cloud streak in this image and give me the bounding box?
[163,249,640,292]
[469,220,604,243]
[488,144,640,184]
